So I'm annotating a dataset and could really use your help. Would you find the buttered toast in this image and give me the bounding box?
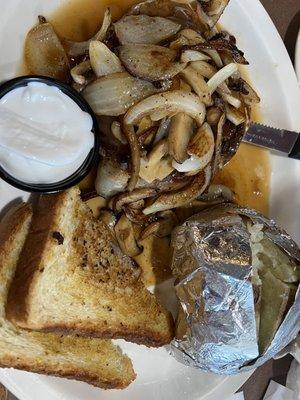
[0,203,135,389]
[7,187,174,346]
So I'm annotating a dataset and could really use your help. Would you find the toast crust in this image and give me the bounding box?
[0,357,133,389]
[6,192,68,324]
[6,188,174,346]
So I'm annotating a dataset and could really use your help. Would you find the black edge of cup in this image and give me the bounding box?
[0,75,100,193]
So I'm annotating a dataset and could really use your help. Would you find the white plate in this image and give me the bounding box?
[0,1,300,399]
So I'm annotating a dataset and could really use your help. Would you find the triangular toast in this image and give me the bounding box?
[6,188,174,346]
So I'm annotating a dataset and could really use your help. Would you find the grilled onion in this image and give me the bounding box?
[124,90,206,126]
[64,8,112,57]
[114,15,180,44]
[95,156,129,198]
[83,72,159,116]
[89,41,123,77]
[71,60,91,85]
[119,44,186,81]
[25,20,70,81]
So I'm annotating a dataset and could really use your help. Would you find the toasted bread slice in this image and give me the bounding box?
[7,188,174,346]
[0,203,135,389]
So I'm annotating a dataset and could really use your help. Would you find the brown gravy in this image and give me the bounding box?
[46,0,270,286]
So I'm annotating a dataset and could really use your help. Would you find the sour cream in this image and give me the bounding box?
[0,82,94,184]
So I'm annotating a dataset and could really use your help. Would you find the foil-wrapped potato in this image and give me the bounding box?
[170,204,300,374]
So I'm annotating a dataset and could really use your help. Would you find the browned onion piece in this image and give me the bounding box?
[129,0,210,33]
[206,0,230,25]
[212,113,225,174]
[25,21,70,81]
[114,15,180,45]
[182,33,249,65]
[95,156,129,198]
[119,44,186,81]
[124,90,206,127]
[83,72,159,116]
[63,8,112,57]
[71,60,91,85]
[89,41,124,77]
[143,166,211,215]
[239,79,261,106]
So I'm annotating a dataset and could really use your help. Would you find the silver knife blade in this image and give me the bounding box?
[243,122,299,155]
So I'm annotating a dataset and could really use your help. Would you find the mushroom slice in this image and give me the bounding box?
[95,156,129,198]
[123,124,140,192]
[140,139,174,183]
[180,66,212,105]
[206,106,223,126]
[124,90,206,127]
[89,41,124,77]
[155,210,179,237]
[25,19,70,81]
[213,112,226,174]
[136,116,155,135]
[111,121,127,144]
[179,79,192,92]
[143,166,211,215]
[207,63,239,94]
[123,204,152,224]
[99,209,117,230]
[153,118,171,144]
[181,50,211,63]
[115,214,142,257]
[63,8,112,57]
[71,60,92,85]
[114,15,180,45]
[140,210,178,239]
[173,123,215,173]
[168,113,194,163]
[191,61,217,79]
[140,222,161,240]
[83,72,158,116]
[113,188,157,211]
[137,126,157,147]
[225,105,246,126]
[119,44,186,81]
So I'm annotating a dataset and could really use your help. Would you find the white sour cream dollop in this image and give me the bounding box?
[0,82,94,184]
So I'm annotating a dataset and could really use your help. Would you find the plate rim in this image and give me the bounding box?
[0,0,299,399]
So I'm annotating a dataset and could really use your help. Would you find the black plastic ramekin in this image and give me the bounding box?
[0,75,99,193]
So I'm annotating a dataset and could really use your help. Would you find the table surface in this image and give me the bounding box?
[240,0,299,399]
[2,1,300,400]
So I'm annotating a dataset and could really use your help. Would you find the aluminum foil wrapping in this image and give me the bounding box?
[170,204,300,374]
